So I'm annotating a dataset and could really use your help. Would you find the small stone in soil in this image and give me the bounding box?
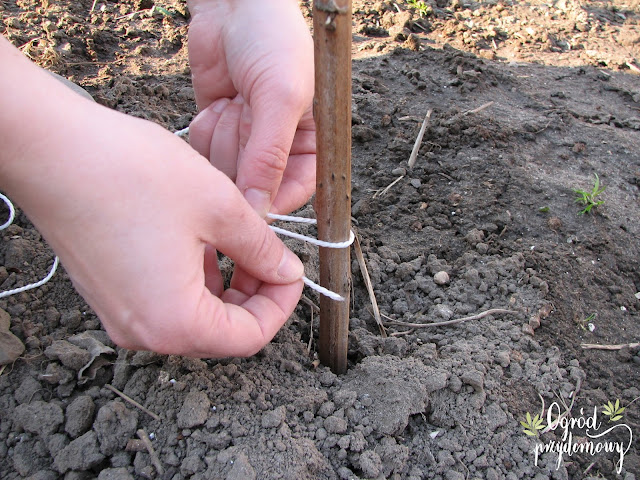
[434,271,450,285]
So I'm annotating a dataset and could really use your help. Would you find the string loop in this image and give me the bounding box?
[267,213,354,301]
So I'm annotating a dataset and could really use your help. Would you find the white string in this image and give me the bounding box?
[269,225,355,249]
[267,213,317,225]
[0,193,59,299]
[0,257,59,299]
[0,193,15,230]
[174,126,190,138]
[266,213,354,301]
[302,276,345,302]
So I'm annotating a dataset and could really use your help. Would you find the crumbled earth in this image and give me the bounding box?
[1,0,639,479]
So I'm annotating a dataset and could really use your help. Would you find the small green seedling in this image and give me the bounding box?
[407,0,431,17]
[602,399,625,422]
[151,5,173,17]
[577,313,596,332]
[520,411,546,437]
[574,173,606,215]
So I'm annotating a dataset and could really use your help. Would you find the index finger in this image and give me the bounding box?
[235,92,312,217]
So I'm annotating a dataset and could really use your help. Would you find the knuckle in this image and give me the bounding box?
[253,143,289,177]
[272,80,310,110]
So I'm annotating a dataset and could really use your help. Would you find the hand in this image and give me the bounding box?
[0,45,304,357]
[187,0,316,217]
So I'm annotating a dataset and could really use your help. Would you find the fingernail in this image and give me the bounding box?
[244,188,271,218]
[211,97,230,113]
[278,248,304,281]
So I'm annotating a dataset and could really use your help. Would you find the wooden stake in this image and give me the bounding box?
[314,0,352,374]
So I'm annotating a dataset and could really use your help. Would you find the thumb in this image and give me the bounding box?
[203,172,304,284]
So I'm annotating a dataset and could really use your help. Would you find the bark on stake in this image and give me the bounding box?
[314,0,352,374]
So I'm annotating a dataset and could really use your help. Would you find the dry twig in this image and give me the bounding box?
[374,175,404,198]
[105,384,160,421]
[353,234,386,337]
[384,308,517,329]
[408,110,432,169]
[541,378,582,434]
[581,342,639,351]
[300,294,319,312]
[461,101,494,116]
[137,429,164,475]
[307,306,315,354]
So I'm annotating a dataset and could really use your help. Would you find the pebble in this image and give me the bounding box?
[94,400,139,456]
[177,86,195,100]
[180,455,205,476]
[434,271,450,285]
[14,376,43,404]
[333,390,357,408]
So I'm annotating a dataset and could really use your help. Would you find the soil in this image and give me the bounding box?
[1,0,639,479]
